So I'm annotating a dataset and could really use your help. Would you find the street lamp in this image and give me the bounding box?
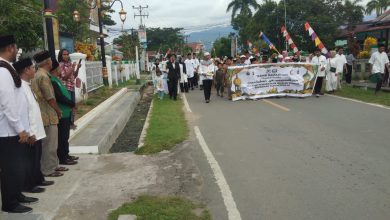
[73,0,127,86]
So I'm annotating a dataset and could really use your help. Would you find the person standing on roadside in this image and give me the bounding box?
[192,53,200,89]
[32,51,66,177]
[50,60,78,165]
[185,53,195,90]
[369,44,389,95]
[58,49,80,130]
[346,51,356,84]
[13,58,52,195]
[0,35,36,213]
[214,62,225,97]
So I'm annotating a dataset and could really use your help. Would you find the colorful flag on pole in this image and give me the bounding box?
[259,32,280,54]
[304,22,328,55]
[281,25,299,55]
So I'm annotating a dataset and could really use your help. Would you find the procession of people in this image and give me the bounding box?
[0,35,80,213]
[152,42,389,102]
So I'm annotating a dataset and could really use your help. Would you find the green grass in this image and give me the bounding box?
[108,195,211,220]
[334,84,390,106]
[135,95,188,155]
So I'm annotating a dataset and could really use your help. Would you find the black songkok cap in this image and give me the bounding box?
[0,35,16,49]
[13,58,33,74]
[51,59,59,72]
[33,51,51,63]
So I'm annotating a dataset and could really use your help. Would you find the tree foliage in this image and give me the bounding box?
[213,37,232,57]
[56,0,90,42]
[229,0,366,52]
[0,0,43,51]
[365,0,390,16]
[113,33,140,60]
[146,28,185,53]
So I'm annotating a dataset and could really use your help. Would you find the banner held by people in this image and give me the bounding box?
[228,63,319,101]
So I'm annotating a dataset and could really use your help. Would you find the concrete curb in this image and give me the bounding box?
[138,98,154,148]
[70,88,128,141]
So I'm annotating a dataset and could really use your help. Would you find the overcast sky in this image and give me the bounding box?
[108,0,373,38]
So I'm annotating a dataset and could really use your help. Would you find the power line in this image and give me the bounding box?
[132,5,149,29]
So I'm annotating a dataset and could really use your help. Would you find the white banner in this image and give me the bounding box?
[228,63,319,101]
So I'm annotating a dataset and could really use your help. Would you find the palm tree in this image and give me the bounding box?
[343,0,365,25]
[365,0,390,16]
[226,0,260,19]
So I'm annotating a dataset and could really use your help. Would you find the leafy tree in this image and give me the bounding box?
[226,0,260,19]
[56,0,90,42]
[213,37,231,57]
[101,4,116,26]
[0,0,43,51]
[146,28,185,53]
[365,0,389,16]
[336,0,365,26]
[113,33,140,60]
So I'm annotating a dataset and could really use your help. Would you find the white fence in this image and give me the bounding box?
[85,61,104,92]
[69,52,140,103]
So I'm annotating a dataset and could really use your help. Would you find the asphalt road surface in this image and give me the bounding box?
[184,90,390,220]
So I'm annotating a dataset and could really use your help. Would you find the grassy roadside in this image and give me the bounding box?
[108,195,211,220]
[135,95,188,155]
[334,84,390,107]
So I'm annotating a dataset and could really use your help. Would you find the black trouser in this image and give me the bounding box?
[58,117,71,163]
[187,77,194,89]
[194,73,199,87]
[0,136,25,210]
[216,81,224,95]
[180,82,189,93]
[203,79,213,100]
[346,64,352,84]
[168,78,178,99]
[68,90,76,125]
[375,73,385,93]
[314,77,324,94]
[23,140,44,190]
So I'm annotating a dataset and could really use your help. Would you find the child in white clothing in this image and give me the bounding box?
[156,71,165,99]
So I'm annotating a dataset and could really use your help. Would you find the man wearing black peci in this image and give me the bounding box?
[166,54,181,100]
[0,35,38,213]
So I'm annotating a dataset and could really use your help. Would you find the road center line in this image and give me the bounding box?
[194,126,242,220]
[262,99,290,111]
[181,93,193,112]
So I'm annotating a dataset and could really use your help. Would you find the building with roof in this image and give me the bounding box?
[336,10,390,49]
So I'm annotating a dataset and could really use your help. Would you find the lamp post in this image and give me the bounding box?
[73,0,127,86]
[43,0,56,60]
[284,0,288,51]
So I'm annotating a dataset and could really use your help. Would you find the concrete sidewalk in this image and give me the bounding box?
[70,91,141,154]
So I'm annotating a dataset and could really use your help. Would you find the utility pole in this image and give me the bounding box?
[133,5,149,29]
[43,0,56,60]
[132,5,149,72]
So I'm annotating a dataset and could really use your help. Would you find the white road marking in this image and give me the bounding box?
[194,126,242,220]
[327,94,390,110]
[182,93,193,112]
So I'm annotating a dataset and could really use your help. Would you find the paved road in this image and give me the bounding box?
[185,90,390,220]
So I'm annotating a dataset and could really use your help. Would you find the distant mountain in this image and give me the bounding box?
[187,25,236,51]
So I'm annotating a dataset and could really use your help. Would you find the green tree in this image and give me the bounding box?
[101,5,116,26]
[226,0,260,19]
[337,0,365,25]
[56,0,90,42]
[365,0,390,16]
[146,28,185,53]
[213,37,231,57]
[0,0,43,51]
[113,33,140,60]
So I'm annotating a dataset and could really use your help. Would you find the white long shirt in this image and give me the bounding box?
[199,60,215,80]
[335,54,347,73]
[21,80,46,140]
[369,51,389,74]
[311,55,327,77]
[0,57,30,137]
[192,58,200,72]
[184,59,195,78]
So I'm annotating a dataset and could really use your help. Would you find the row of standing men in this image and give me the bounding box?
[0,35,79,213]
